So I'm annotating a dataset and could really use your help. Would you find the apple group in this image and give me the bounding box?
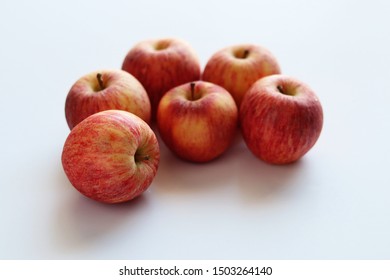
[62,37,323,203]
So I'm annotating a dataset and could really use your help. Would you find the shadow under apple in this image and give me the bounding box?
[153,132,243,196]
[52,178,149,257]
[236,143,308,205]
[154,132,306,204]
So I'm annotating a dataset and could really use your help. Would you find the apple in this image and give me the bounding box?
[157,81,238,163]
[122,38,201,119]
[202,44,281,107]
[65,69,151,130]
[61,110,160,203]
[240,74,323,164]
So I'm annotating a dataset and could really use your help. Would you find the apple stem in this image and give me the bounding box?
[243,49,249,58]
[277,85,285,95]
[135,154,150,163]
[190,82,196,100]
[97,73,104,90]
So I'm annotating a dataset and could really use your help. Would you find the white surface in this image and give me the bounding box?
[1,0,389,259]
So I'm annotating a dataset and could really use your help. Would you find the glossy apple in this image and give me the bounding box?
[157,81,238,162]
[61,110,160,203]
[65,69,151,130]
[202,44,281,107]
[240,74,323,164]
[122,38,201,119]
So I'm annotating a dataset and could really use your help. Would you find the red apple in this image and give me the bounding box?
[240,75,323,164]
[157,81,238,163]
[65,69,151,130]
[122,38,201,119]
[202,44,281,107]
[61,110,160,203]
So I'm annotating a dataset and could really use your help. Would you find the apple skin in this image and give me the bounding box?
[240,75,323,165]
[122,38,201,119]
[202,44,281,108]
[157,81,238,163]
[65,69,151,130]
[61,110,160,204]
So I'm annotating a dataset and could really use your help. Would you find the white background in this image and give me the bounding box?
[1,0,389,259]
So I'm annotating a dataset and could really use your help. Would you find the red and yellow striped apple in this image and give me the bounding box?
[61,110,160,203]
[240,74,323,164]
[157,81,238,163]
[202,44,281,108]
[65,69,151,130]
[122,38,201,119]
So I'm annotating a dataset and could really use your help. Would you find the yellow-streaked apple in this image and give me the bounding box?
[157,81,238,163]
[65,69,151,130]
[240,74,323,164]
[122,38,201,119]
[61,110,160,203]
[202,44,281,108]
